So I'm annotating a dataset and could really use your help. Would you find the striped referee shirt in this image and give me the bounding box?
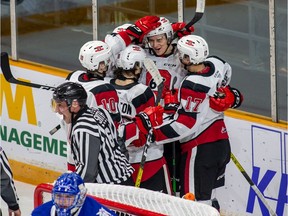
[70,105,134,184]
[0,147,20,210]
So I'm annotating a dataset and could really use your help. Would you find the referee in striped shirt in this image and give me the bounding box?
[51,82,134,185]
[0,147,21,216]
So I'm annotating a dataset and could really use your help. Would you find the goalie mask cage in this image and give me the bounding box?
[34,183,220,216]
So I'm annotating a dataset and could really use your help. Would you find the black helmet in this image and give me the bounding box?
[53,82,87,107]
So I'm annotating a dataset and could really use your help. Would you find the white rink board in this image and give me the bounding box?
[0,64,287,216]
[0,64,67,172]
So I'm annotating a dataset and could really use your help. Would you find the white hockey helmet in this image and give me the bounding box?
[113,23,132,33]
[116,44,146,70]
[177,35,209,64]
[145,17,173,42]
[79,40,112,71]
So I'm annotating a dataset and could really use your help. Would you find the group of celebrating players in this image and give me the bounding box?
[31,15,243,215]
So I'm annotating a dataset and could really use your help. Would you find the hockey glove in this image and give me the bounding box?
[126,16,161,43]
[229,87,243,109]
[134,106,164,135]
[164,89,180,114]
[209,86,243,112]
[132,131,147,148]
[172,22,195,38]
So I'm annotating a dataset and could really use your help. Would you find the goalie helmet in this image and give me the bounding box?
[52,172,87,216]
[52,82,87,108]
[145,17,173,42]
[177,35,209,64]
[79,40,112,71]
[116,44,146,70]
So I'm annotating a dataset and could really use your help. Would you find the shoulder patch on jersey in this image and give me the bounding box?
[92,108,109,128]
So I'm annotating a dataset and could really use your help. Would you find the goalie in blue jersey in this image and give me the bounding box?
[31,172,116,216]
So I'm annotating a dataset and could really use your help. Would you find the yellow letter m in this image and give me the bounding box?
[0,74,37,125]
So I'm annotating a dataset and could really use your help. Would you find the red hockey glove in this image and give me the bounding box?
[164,89,179,114]
[209,86,243,112]
[132,131,147,147]
[126,16,161,43]
[134,106,164,135]
[172,22,195,38]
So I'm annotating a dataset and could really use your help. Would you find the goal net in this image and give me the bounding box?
[34,183,220,216]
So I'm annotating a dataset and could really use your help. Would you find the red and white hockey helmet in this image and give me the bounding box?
[145,17,173,42]
[79,41,112,71]
[112,23,132,33]
[116,44,146,70]
[177,35,209,64]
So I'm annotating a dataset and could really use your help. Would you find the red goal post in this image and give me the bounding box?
[34,183,220,216]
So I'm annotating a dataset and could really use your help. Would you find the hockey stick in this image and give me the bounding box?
[0,52,56,91]
[230,153,277,216]
[135,58,165,187]
[0,52,62,135]
[170,76,177,196]
[144,58,164,105]
[135,129,154,187]
[173,0,206,40]
[185,0,205,30]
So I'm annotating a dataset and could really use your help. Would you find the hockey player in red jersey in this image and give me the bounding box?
[110,44,172,194]
[134,35,243,210]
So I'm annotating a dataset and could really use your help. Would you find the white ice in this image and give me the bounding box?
[1,181,36,216]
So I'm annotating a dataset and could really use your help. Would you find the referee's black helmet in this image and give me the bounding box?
[53,82,87,107]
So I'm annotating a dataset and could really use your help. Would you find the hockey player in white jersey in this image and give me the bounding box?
[68,40,121,128]
[134,35,243,210]
[139,16,195,194]
[63,41,122,172]
[140,17,191,100]
[110,44,171,194]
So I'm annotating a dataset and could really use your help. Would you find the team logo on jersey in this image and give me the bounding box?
[97,207,113,215]
[221,127,227,134]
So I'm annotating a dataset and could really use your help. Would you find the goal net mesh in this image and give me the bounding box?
[34,183,219,216]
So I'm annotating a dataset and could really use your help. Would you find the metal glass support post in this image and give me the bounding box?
[10,0,18,60]
[92,0,98,40]
[269,0,278,122]
[178,0,184,22]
